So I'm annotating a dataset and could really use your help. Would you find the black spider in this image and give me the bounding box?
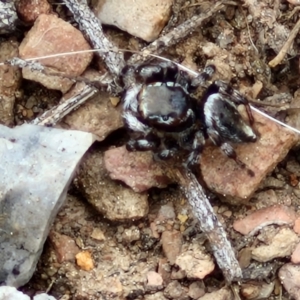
[121,61,257,171]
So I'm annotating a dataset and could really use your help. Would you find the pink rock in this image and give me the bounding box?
[279,263,300,300]
[146,271,163,289]
[200,110,298,202]
[49,231,80,263]
[161,230,183,264]
[104,146,173,192]
[19,14,92,93]
[291,242,300,263]
[157,258,171,285]
[293,218,300,234]
[233,204,297,235]
[15,0,51,23]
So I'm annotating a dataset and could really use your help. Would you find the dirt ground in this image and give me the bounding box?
[3,0,300,299]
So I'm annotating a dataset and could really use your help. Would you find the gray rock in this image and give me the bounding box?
[76,150,149,221]
[0,124,94,287]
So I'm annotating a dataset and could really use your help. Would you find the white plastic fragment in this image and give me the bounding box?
[0,124,95,287]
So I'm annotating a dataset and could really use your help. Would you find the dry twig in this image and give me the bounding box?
[31,84,98,126]
[128,1,225,65]
[62,0,125,76]
[269,18,300,67]
[172,167,242,282]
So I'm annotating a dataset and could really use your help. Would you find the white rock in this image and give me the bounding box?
[0,124,95,287]
[0,286,30,300]
[33,293,57,300]
[93,0,173,42]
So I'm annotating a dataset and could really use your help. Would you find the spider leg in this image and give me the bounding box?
[154,137,180,161]
[126,133,160,152]
[207,127,254,176]
[191,65,216,90]
[185,130,206,169]
[213,80,254,125]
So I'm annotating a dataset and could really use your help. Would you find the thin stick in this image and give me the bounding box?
[128,1,224,65]
[62,0,125,75]
[269,18,300,67]
[173,167,242,282]
[31,85,98,126]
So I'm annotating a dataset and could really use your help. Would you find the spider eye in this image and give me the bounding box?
[162,115,169,121]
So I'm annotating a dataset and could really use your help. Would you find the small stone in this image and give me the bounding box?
[177,214,189,224]
[176,243,215,279]
[161,230,183,264]
[94,0,173,42]
[110,96,120,106]
[49,231,80,263]
[254,189,278,209]
[233,204,297,235]
[164,281,186,299]
[252,228,299,262]
[90,228,106,241]
[241,281,274,300]
[188,282,205,299]
[15,0,51,23]
[222,210,232,218]
[198,287,233,300]
[157,203,176,221]
[171,268,186,280]
[75,251,94,271]
[238,247,252,269]
[122,226,140,244]
[144,292,168,300]
[146,271,163,291]
[293,218,300,234]
[291,242,300,263]
[157,258,171,284]
[279,263,300,300]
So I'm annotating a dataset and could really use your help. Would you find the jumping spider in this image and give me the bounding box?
[122,61,257,172]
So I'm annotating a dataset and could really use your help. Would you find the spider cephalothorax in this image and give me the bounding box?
[122,61,257,170]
